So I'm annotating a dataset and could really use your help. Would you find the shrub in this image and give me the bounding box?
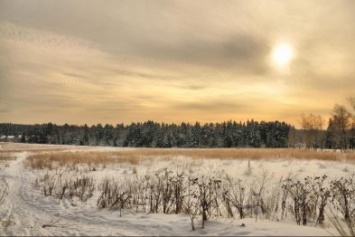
[330,175,355,236]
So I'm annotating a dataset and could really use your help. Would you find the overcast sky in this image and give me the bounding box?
[1,0,354,127]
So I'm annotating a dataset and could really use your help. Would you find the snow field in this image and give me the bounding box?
[0,144,354,236]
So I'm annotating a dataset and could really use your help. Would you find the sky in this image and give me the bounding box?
[0,0,354,127]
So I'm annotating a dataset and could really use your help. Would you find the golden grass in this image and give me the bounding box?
[0,152,16,161]
[26,152,117,170]
[118,148,355,161]
[0,142,68,153]
[25,148,355,170]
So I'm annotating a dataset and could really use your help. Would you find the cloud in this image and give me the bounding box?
[1,0,355,126]
[1,1,270,74]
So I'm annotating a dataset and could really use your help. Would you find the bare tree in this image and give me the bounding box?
[288,126,302,148]
[328,104,352,150]
[299,113,324,149]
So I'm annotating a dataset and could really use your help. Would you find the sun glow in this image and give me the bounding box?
[272,43,294,68]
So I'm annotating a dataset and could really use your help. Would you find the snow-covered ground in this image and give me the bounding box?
[0,142,354,236]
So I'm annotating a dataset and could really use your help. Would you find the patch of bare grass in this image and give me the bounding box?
[0,142,73,153]
[105,148,355,162]
[25,150,147,170]
[25,148,355,171]
[0,152,16,161]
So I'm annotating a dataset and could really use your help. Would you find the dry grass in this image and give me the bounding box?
[122,148,355,161]
[0,142,73,153]
[0,152,16,161]
[24,148,355,170]
[25,152,120,170]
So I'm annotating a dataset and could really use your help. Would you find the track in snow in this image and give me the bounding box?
[0,152,187,236]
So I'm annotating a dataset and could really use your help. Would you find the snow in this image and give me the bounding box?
[1,143,353,236]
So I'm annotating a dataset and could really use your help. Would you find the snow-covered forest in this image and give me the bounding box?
[0,121,291,148]
[2,111,355,150]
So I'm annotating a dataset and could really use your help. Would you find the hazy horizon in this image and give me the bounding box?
[1,0,355,128]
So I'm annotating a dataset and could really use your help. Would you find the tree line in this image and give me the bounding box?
[0,120,290,148]
[289,97,355,150]
[1,98,354,150]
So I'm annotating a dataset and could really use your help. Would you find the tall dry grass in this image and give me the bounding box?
[0,142,74,153]
[25,152,122,170]
[25,148,355,170]
[123,148,355,161]
[0,152,16,161]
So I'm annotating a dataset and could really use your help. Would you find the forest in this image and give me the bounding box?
[0,120,290,148]
[0,118,354,150]
[1,98,354,149]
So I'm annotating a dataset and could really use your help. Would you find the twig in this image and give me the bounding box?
[42,218,63,228]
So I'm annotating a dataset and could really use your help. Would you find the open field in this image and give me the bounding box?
[0,142,354,236]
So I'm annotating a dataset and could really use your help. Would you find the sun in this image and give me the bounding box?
[272,43,294,68]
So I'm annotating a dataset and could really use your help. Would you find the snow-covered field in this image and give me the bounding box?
[0,142,354,236]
